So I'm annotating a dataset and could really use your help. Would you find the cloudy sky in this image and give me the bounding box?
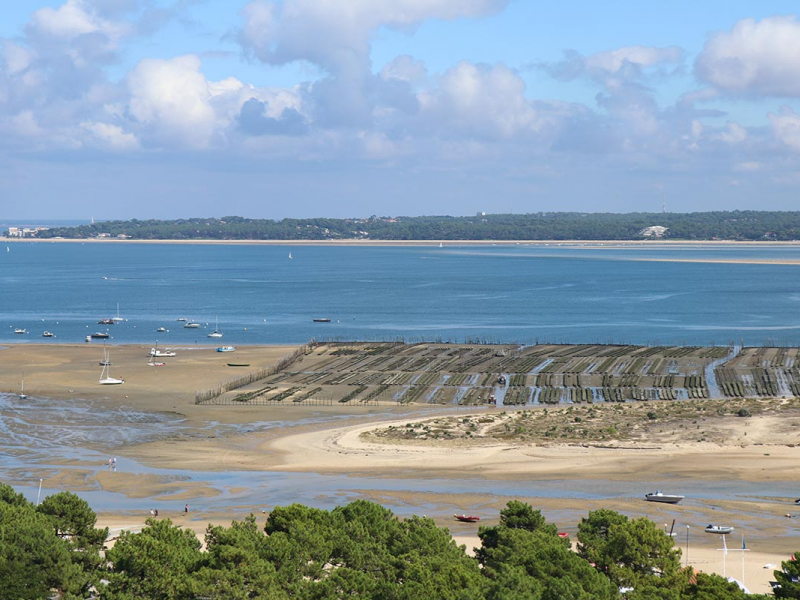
[2,0,800,219]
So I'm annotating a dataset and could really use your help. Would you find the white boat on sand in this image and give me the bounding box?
[645,491,684,504]
[99,356,124,385]
[149,346,176,358]
[704,525,734,535]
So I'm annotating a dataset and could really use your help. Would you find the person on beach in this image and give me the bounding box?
[184,504,189,514]
[150,509,155,518]
[154,509,158,517]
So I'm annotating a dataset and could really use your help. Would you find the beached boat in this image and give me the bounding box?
[99,357,124,385]
[313,318,331,323]
[645,491,684,504]
[99,348,111,366]
[704,525,734,535]
[42,331,55,337]
[13,328,27,334]
[454,514,480,523]
[149,347,176,357]
[227,362,250,367]
[216,346,236,352]
[90,332,110,339]
[184,322,200,328]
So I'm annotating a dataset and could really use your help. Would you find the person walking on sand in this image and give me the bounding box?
[184,504,189,514]
[154,509,158,517]
[150,509,155,518]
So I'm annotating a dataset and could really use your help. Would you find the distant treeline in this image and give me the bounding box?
[24,211,800,241]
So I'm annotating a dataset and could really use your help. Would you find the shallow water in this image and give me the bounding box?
[3,243,800,346]
[2,392,798,533]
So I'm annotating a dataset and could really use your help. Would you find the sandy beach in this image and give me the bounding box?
[2,343,799,595]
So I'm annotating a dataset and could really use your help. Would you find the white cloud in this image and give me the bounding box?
[127,55,217,148]
[712,121,747,144]
[380,55,427,84]
[81,121,140,150]
[696,16,800,96]
[769,106,800,151]
[420,61,543,139]
[585,45,683,73]
[239,0,508,70]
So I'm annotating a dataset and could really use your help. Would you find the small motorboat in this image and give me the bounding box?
[13,328,27,334]
[42,331,55,338]
[216,346,236,352]
[645,491,684,504]
[183,322,200,328]
[90,332,110,339]
[557,532,569,539]
[313,318,331,323]
[177,317,188,322]
[704,525,734,535]
[157,327,166,332]
[85,335,92,343]
[454,514,480,523]
[97,318,115,325]
[149,348,176,357]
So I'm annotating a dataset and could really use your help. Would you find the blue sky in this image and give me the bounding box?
[2,1,800,219]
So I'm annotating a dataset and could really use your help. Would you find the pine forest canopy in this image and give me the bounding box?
[0,482,791,600]
[18,211,800,241]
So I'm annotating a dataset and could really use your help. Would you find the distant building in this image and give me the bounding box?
[476,211,486,216]
[639,225,668,238]
[4,226,48,238]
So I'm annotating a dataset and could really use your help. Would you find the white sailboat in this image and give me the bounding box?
[207,316,223,338]
[99,354,124,385]
[19,373,27,399]
[99,347,111,366]
[112,302,123,322]
[288,251,293,260]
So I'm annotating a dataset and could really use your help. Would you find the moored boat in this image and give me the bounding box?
[42,331,55,337]
[97,318,115,325]
[216,346,236,352]
[184,322,200,328]
[90,332,110,339]
[13,328,27,334]
[313,318,331,323]
[645,491,684,504]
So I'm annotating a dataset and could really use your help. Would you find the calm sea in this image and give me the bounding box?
[3,242,800,347]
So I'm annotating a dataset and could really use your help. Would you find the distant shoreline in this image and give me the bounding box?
[7,237,800,246]
[7,237,800,265]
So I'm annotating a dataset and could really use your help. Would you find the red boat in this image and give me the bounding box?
[454,514,480,523]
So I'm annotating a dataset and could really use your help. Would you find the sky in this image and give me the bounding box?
[2,1,800,219]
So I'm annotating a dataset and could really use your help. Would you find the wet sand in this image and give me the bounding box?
[2,343,799,595]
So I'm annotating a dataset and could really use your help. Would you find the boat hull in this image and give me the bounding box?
[645,494,684,504]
